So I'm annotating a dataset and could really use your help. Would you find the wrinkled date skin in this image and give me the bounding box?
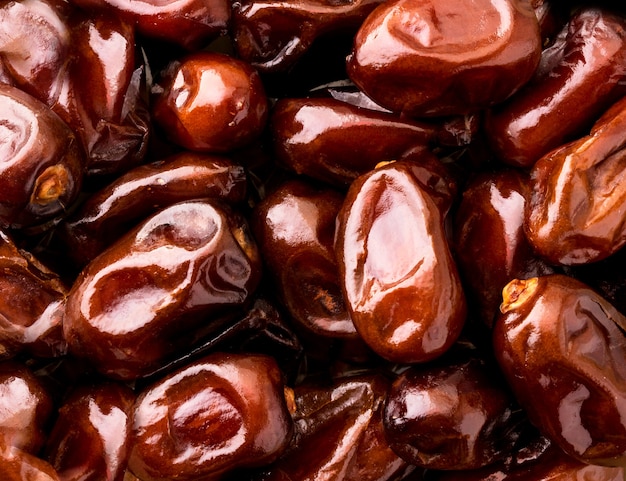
[43,382,135,481]
[429,437,626,481]
[152,52,269,153]
[384,355,526,470]
[70,0,230,50]
[128,352,293,481]
[486,7,626,168]
[524,94,626,265]
[232,0,384,72]
[335,160,466,363]
[0,1,150,176]
[63,199,262,380]
[347,0,542,117]
[252,180,357,339]
[453,168,553,327]
[0,437,60,481]
[259,373,415,481]
[59,152,247,268]
[0,230,68,359]
[0,362,53,455]
[270,97,463,187]
[0,84,84,229]
[494,274,626,466]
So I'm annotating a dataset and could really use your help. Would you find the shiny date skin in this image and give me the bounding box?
[0,84,84,229]
[232,0,383,73]
[0,362,53,455]
[0,230,68,359]
[347,0,542,117]
[70,0,229,50]
[0,438,60,481]
[494,274,626,466]
[59,152,247,268]
[258,373,415,481]
[152,52,269,153]
[271,97,465,188]
[453,168,553,327]
[63,199,262,380]
[335,160,466,364]
[0,1,150,176]
[486,7,626,168]
[384,354,526,470]
[525,94,626,265]
[252,179,357,339]
[128,352,293,481]
[44,382,135,481]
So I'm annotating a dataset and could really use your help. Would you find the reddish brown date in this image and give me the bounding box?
[384,355,525,470]
[69,0,230,50]
[152,52,269,153]
[486,7,626,168]
[335,160,466,363]
[524,94,626,265]
[0,84,83,229]
[128,353,293,481]
[347,0,542,117]
[63,199,262,380]
[258,373,415,481]
[0,438,60,481]
[59,152,247,268]
[44,382,135,481]
[494,274,626,466]
[0,231,68,359]
[232,0,383,72]
[252,179,356,339]
[0,362,53,455]
[453,168,553,327]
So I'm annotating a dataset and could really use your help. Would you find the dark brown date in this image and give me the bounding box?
[152,52,269,153]
[232,0,383,72]
[384,355,525,470]
[335,160,466,363]
[252,179,356,339]
[486,7,626,168]
[494,274,626,466]
[59,152,247,268]
[347,0,542,117]
[0,437,60,481]
[524,94,626,265]
[44,382,135,481]
[128,352,293,481]
[453,168,553,327]
[63,199,262,380]
[0,83,84,229]
[69,0,230,50]
[0,362,53,455]
[0,230,68,359]
[258,373,415,481]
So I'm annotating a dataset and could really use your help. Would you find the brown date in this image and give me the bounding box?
[0,437,60,481]
[0,362,53,455]
[486,7,626,168]
[232,0,383,73]
[63,199,262,380]
[384,354,526,470]
[152,52,269,154]
[524,94,626,265]
[0,83,84,229]
[59,152,247,268]
[44,382,135,481]
[252,179,356,339]
[453,168,553,327]
[0,230,68,359]
[128,352,293,481]
[335,160,466,363]
[494,274,626,466]
[347,0,542,117]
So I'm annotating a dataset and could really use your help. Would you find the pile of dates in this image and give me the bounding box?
[3,0,626,479]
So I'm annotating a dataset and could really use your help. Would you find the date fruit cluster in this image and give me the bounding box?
[1,0,626,480]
